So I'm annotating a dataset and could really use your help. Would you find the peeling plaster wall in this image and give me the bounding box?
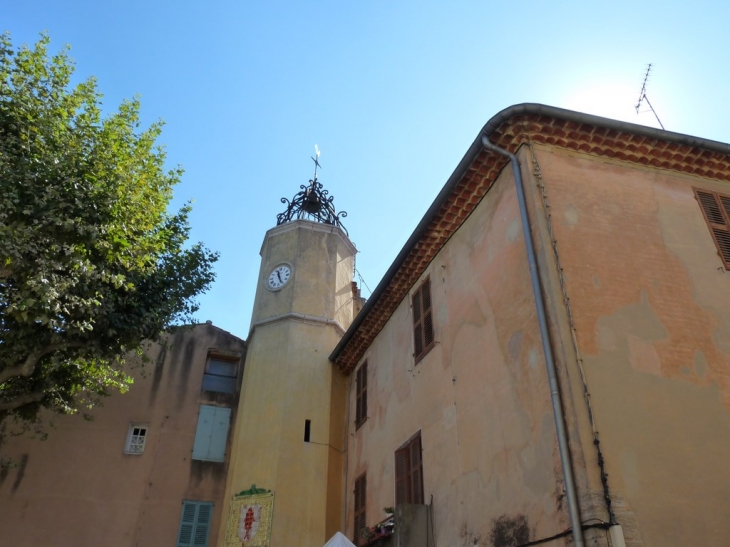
[0,324,246,547]
[535,146,730,546]
[344,166,570,547]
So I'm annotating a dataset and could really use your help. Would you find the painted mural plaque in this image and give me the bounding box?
[224,486,274,547]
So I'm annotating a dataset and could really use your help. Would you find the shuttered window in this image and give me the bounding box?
[192,405,231,462]
[395,432,423,505]
[412,278,434,364]
[177,500,213,547]
[695,188,730,270]
[354,473,367,544]
[355,362,367,429]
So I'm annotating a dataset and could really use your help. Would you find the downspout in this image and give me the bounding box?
[481,137,585,547]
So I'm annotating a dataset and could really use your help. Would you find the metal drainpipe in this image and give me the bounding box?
[481,137,585,547]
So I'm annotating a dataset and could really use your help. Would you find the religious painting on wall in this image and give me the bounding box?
[224,486,274,547]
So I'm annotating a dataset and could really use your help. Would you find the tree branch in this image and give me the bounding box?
[0,341,86,385]
[0,390,46,411]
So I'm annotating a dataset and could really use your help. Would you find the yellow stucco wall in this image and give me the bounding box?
[220,221,356,547]
[532,145,730,546]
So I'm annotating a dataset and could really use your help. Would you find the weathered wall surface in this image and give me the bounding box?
[345,164,572,547]
[534,145,730,546]
[0,323,246,547]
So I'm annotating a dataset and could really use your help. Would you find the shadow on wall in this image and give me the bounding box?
[0,454,29,492]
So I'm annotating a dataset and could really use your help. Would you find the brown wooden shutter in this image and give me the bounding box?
[395,448,409,505]
[356,362,367,428]
[412,278,434,364]
[695,188,730,269]
[410,434,424,504]
[354,474,366,543]
[395,432,424,505]
[412,289,423,357]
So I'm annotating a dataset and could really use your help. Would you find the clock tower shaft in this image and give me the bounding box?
[219,220,358,546]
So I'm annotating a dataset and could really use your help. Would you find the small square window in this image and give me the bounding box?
[124,424,148,455]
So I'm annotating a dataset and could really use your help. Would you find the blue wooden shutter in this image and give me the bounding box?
[193,502,213,546]
[192,405,231,462]
[177,501,213,547]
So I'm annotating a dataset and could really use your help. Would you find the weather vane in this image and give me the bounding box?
[276,145,348,235]
[635,63,665,130]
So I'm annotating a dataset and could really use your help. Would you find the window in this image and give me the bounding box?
[695,188,730,270]
[412,278,434,363]
[202,356,238,394]
[192,405,231,462]
[177,500,213,547]
[354,473,367,544]
[395,432,423,505]
[124,423,148,455]
[355,361,367,429]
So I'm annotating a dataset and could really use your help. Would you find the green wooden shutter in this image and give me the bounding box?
[192,405,231,462]
[178,501,213,547]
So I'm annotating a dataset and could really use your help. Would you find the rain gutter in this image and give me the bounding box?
[481,136,584,547]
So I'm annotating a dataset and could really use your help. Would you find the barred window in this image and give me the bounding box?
[124,424,148,455]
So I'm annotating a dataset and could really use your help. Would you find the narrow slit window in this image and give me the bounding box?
[304,419,311,443]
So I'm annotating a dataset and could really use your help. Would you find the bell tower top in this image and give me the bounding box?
[275,145,348,235]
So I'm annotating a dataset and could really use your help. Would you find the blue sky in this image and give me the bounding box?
[5,1,730,339]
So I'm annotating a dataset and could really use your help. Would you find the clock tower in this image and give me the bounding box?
[218,161,360,546]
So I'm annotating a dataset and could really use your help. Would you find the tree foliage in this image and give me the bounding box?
[0,34,218,425]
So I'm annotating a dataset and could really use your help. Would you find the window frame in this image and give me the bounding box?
[394,432,423,506]
[124,423,149,455]
[201,354,239,394]
[412,277,435,364]
[694,187,730,270]
[355,361,368,430]
[354,473,367,544]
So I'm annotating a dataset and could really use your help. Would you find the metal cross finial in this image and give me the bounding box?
[311,144,322,182]
[275,145,348,235]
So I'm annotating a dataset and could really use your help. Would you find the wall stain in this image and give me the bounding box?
[489,514,530,547]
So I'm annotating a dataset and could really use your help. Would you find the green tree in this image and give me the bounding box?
[0,33,218,426]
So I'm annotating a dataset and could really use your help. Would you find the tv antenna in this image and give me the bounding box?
[635,63,665,130]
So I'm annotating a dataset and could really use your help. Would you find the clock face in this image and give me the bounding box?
[267,264,292,290]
